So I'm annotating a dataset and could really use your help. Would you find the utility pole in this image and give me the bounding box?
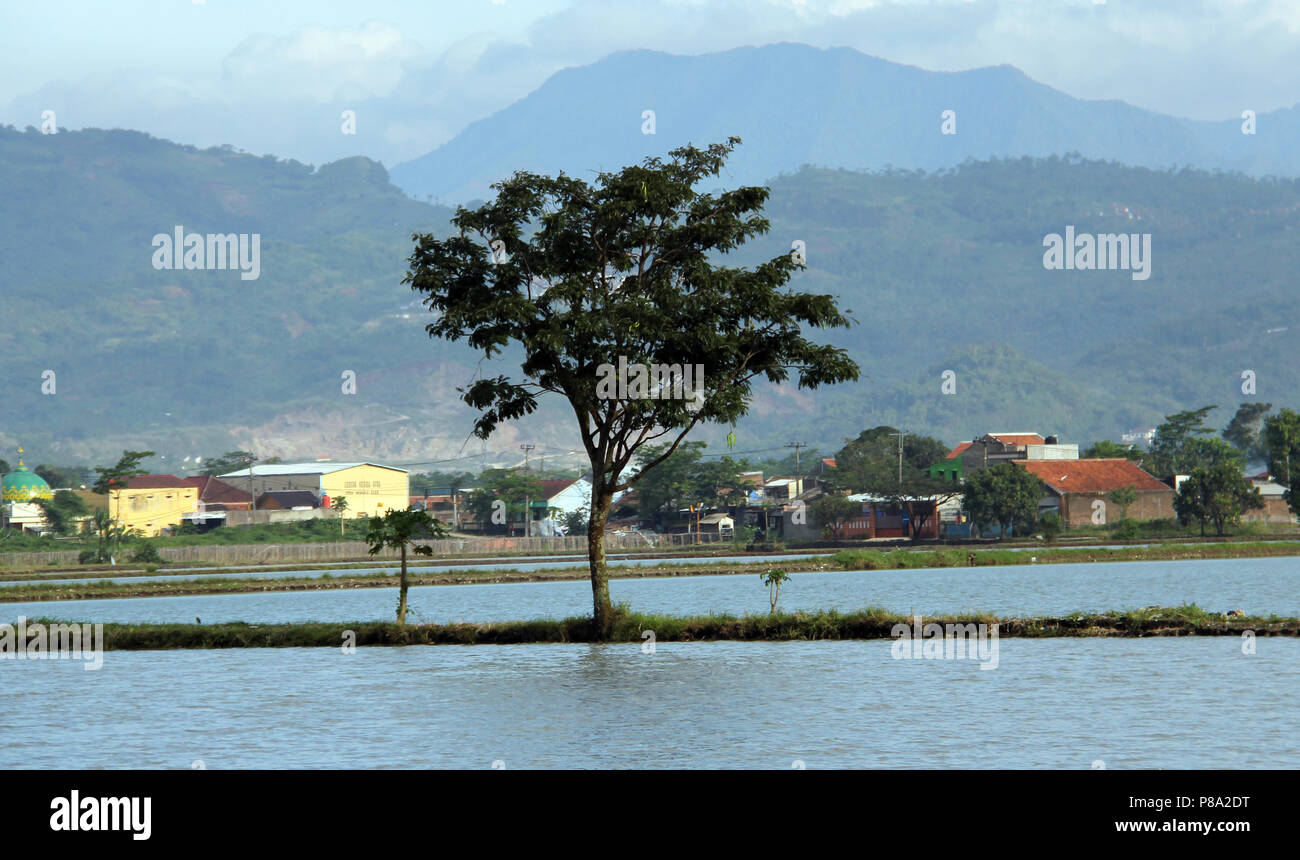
[786,441,808,496]
[246,454,257,527]
[520,444,536,537]
[888,432,906,484]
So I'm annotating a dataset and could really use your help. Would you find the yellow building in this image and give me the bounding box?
[217,462,409,519]
[108,475,199,537]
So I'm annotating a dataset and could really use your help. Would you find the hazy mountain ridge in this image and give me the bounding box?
[390,43,1300,204]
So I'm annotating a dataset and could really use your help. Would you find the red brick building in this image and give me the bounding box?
[1014,458,1174,528]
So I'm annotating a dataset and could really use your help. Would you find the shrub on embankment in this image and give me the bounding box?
[30,605,1299,650]
[831,542,1300,570]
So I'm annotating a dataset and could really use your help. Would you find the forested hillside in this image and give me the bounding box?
[3,127,1296,463]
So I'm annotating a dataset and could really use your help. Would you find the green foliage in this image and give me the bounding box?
[52,603,1300,651]
[562,507,590,535]
[1174,464,1264,536]
[1108,484,1138,521]
[1263,408,1300,494]
[129,542,164,564]
[466,469,544,534]
[364,508,449,624]
[1223,402,1273,461]
[90,508,138,560]
[811,493,861,540]
[199,451,256,476]
[33,490,89,536]
[831,426,947,490]
[409,471,476,495]
[759,568,792,614]
[33,463,94,489]
[332,495,350,535]
[1037,512,1062,543]
[1081,440,1143,460]
[1112,519,1141,540]
[632,442,749,527]
[1147,407,1217,476]
[363,509,448,556]
[92,450,155,494]
[403,138,860,628]
[961,463,1043,537]
[829,426,957,539]
[8,134,1300,459]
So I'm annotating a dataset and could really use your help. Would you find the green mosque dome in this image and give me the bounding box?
[2,449,53,503]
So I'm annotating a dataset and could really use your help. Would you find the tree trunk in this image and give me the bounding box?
[397,542,409,625]
[587,488,614,635]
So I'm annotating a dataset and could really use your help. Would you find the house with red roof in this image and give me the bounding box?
[938,432,1080,481]
[1014,458,1175,528]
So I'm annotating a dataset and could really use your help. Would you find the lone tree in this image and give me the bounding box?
[333,495,350,535]
[364,508,449,625]
[404,138,859,632]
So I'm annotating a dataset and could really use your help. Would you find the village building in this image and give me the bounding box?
[217,462,409,520]
[1243,473,1297,525]
[109,475,199,537]
[944,432,1079,476]
[527,478,592,536]
[1014,458,1174,528]
[0,448,55,533]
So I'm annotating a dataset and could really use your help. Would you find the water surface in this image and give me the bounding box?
[3,638,1292,768]
[6,556,1295,625]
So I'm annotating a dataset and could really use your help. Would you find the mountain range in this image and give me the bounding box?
[391,43,1300,203]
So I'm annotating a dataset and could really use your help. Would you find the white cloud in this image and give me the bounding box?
[221,21,423,103]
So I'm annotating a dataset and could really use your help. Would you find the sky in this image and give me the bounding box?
[2,0,1298,168]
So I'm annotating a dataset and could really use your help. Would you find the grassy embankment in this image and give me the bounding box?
[3,540,1299,603]
[28,605,1299,650]
[829,541,1300,569]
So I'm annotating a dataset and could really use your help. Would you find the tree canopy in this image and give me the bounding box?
[404,138,859,631]
[92,450,155,494]
[961,463,1042,537]
[1173,464,1263,536]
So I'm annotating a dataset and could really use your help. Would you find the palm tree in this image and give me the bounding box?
[90,509,137,563]
[363,509,448,624]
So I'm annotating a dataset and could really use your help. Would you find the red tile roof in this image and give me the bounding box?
[946,442,972,460]
[1015,459,1169,493]
[124,474,191,489]
[990,433,1046,447]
